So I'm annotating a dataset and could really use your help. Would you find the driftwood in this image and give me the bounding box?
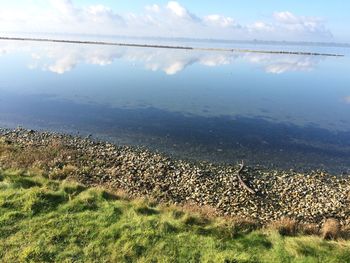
[236,161,256,195]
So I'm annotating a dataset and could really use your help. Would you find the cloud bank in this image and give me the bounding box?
[0,0,332,41]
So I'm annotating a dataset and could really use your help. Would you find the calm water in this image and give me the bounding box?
[1,39,350,173]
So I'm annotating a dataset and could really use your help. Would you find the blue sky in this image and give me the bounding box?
[1,0,349,42]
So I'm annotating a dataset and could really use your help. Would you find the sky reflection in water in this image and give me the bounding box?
[1,40,350,172]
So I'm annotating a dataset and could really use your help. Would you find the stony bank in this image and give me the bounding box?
[1,127,349,227]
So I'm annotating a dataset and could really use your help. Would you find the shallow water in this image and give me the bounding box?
[1,39,350,173]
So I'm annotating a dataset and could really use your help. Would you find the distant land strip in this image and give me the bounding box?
[0,36,345,57]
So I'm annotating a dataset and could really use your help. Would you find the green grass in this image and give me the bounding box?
[0,169,349,263]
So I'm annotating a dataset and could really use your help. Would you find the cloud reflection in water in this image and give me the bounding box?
[0,41,323,75]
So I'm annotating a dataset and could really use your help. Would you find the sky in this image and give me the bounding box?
[0,0,349,42]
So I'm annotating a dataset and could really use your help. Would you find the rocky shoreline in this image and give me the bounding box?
[1,127,349,226]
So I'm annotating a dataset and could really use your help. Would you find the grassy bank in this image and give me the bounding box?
[1,129,350,262]
[1,169,350,263]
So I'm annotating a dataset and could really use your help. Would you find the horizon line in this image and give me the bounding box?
[3,31,350,47]
[0,36,345,57]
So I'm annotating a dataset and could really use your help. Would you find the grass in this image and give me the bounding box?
[1,169,350,262]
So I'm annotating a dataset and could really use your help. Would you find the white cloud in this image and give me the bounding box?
[274,11,300,24]
[273,11,332,37]
[51,0,75,16]
[53,0,124,32]
[204,15,239,28]
[243,11,332,40]
[248,22,274,32]
[145,4,161,13]
[167,2,186,17]
[166,1,194,20]
[0,1,333,41]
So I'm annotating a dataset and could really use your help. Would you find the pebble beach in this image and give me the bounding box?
[1,127,349,227]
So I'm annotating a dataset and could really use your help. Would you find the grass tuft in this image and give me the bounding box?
[24,190,67,215]
[183,214,210,226]
[299,223,320,236]
[321,218,340,240]
[136,206,159,216]
[270,217,298,236]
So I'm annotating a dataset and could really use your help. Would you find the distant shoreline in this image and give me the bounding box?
[0,36,344,57]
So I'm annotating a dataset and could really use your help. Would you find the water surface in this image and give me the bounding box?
[1,39,350,173]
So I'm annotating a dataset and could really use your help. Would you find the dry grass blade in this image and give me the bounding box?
[321,218,340,240]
